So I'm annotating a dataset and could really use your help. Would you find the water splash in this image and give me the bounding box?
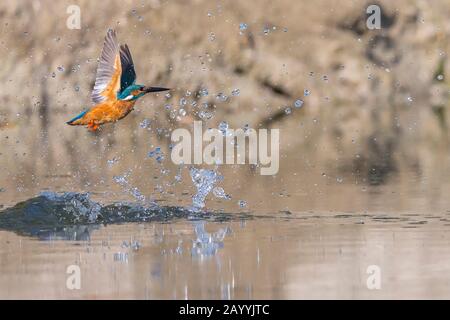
[113,171,149,204]
[0,192,199,238]
[213,187,231,200]
[148,147,164,163]
[0,192,251,240]
[189,167,224,210]
[40,191,101,223]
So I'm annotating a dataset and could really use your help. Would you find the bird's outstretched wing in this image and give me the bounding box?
[119,44,136,90]
[91,29,122,104]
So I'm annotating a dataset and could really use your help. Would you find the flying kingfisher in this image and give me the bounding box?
[67,29,169,131]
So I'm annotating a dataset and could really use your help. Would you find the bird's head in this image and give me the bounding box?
[118,84,170,101]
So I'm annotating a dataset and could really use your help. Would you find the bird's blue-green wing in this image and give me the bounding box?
[91,29,121,104]
[119,44,136,92]
[66,109,89,125]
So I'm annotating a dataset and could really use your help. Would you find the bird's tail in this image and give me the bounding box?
[66,110,88,125]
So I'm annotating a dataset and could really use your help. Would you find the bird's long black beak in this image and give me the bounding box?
[143,86,170,93]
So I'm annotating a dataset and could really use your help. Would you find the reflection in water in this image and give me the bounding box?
[191,220,229,257]
[35,226,97,241]
[3,214,450,299]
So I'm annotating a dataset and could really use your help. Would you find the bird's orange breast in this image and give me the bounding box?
[77,100,136,125]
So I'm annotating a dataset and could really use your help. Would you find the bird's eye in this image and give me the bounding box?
[140,86,145,91]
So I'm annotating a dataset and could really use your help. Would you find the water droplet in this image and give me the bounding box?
[57,66,64,72]
[218,121,229,135]
[179,108,186,116]
[407,96,413,102]
[239,23,248,31]
[107,157,119,167]
[238,200,247,208]
[304,89,311,96]
[199,110,214,120]
[337,177,343,183]
[74,85,80,92]
[148,147,162,160]
[437,74,444,81]
[156,155,164,163]
[140,118,151,129]
[213,187,231,200]
[231,88,240,96]
[199,88,209,97]
[294,99,304,108]
[216,92,228,102]
[284,107,292,115]
[208,32,216,42]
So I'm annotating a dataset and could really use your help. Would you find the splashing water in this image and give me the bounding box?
[40,191,101,223]
[189,167,224,210]
[213,187,231,200]
[113,171,149,204]
[148,147,164,164]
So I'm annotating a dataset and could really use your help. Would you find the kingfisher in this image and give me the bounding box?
[67,29,169,131]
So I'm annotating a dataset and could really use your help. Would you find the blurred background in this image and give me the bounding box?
[2,0,450,299]
[1,0,450,212]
